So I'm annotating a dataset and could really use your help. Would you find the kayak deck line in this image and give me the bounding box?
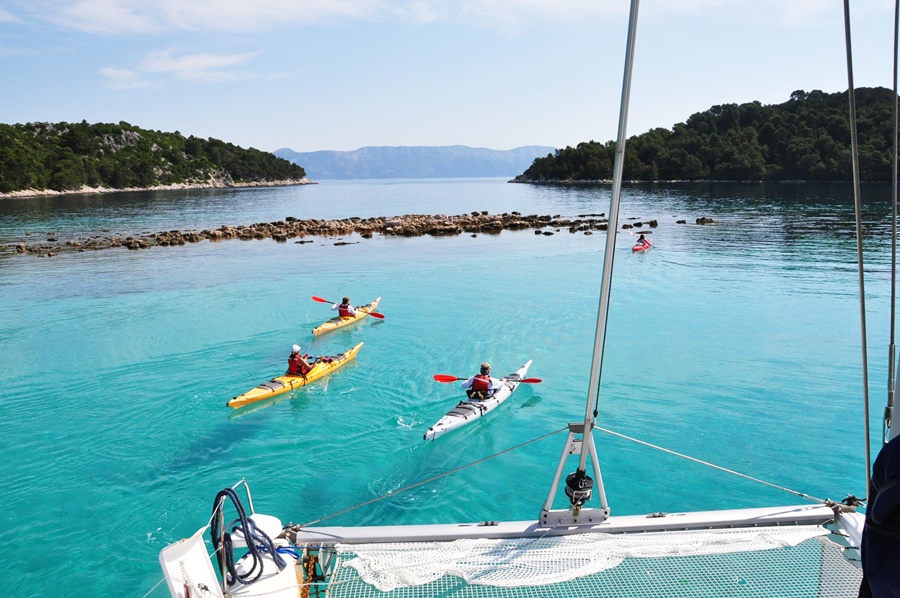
[448,402,488,419]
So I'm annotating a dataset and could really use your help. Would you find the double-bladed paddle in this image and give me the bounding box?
[312,295,385,319]
[433,374,542,383]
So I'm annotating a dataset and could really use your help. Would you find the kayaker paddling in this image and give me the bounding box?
[332,297,357,318]
[287,344,314,376]
[425,360,534,440]
[632,233,652,252]
[460,362,504,400]
[311,296,383,335]
[228,342,364,409]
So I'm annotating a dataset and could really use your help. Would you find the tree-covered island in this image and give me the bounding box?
[0,121,308,195]
[514,87,897,183]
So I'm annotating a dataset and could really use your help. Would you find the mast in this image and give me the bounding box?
[542,0,640,525]
[580,0,640,459]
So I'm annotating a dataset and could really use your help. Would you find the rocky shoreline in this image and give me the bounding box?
[0,177,315,199]
[3,212,716,257]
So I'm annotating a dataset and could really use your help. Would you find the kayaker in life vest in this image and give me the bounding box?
[637,234,646,244]
[332,297,357,318]
[287,344,314,376]
[460,362,504,400]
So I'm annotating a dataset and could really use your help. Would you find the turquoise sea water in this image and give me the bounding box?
[0,178,894,596]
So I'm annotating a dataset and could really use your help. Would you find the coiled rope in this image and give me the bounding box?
[211,487,286,586]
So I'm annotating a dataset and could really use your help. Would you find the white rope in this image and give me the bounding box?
[139,576,167,598]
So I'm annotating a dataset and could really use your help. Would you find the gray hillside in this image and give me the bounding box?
[273,145,556,180]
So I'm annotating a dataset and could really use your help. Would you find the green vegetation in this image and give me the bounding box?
[0,121,306,193]
[517,87,896,183]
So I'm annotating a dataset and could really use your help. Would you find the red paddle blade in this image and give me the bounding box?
[520,377,542,383]
[311,296,331,303]
[433,374,460,383]
[366,311,385,319]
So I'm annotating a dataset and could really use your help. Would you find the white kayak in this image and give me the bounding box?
[424,360,532,441]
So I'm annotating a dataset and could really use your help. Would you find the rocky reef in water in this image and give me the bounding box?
[3,211,716,258]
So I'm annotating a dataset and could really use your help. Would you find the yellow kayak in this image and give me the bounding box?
[227,342,363,409]
[312,297,381,336]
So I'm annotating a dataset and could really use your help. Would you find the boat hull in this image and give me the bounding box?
[227,342,363,409]
[312,297,381,335]
[424,360,532,441]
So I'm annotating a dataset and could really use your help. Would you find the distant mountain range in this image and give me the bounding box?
[272,145,556,180]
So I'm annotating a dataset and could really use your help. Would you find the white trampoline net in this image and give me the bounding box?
[323,526,862,598]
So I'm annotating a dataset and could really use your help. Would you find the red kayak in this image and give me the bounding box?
[632,239,652,252]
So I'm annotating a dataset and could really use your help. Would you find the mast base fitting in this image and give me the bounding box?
[565,471,594,514]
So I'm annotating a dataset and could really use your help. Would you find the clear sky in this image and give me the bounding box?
[0,1,897,153]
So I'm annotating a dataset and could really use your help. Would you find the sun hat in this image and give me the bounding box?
[292,344,301,353]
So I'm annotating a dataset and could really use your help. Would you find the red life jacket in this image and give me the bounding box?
[287,355,302,375]
[471,374,491,392]
[338,303,353,317]
[288,354,311,375]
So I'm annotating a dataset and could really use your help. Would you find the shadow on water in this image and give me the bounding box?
[629,181,893,238]
[519,394,543,408]
[156,417,271,476]
[128,338,311,477]
[168,365,363,473]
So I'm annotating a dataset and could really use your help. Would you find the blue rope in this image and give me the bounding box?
[210,488,286,586]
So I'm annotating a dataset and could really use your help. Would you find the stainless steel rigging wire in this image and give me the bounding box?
[842,0,872,495]
[580,0,640,475]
